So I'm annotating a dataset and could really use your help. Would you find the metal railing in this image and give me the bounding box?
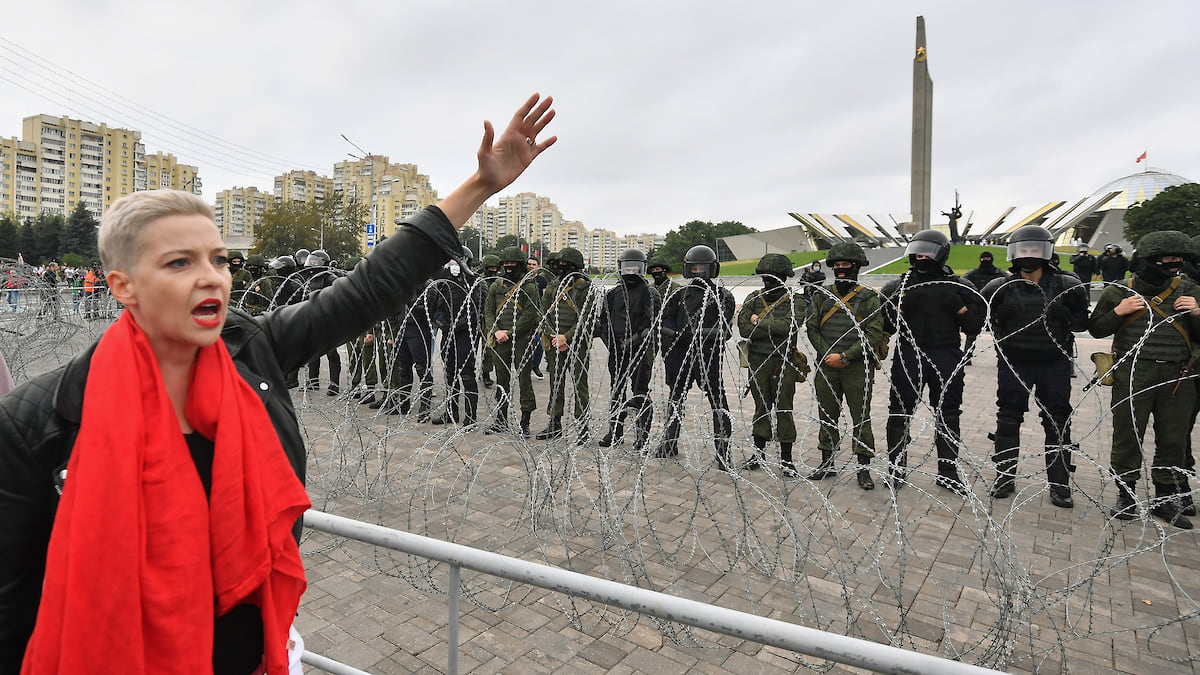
[301,509,1004,675]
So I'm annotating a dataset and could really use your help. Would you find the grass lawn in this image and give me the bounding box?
[720,245,1079,277]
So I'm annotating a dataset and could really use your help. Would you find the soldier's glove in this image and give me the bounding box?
[660,327,678,341]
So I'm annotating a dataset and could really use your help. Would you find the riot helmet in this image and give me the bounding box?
[905,229,950,275]
[682,245,719,279]
[293,248,310,267]
[305,249,331,267]
[269,255,298,276]
[1006,225,1053,274]
[617,248,647,279]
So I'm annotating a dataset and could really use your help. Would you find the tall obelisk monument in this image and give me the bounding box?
[910,16,932,233]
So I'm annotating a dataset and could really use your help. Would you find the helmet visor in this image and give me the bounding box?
[619,260,646,276]
[904,239,944,259]
[1006,240,1053,262]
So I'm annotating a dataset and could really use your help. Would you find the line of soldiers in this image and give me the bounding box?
[247,225,1200,529]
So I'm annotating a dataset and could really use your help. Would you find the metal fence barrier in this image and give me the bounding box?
[301,509,1004,675]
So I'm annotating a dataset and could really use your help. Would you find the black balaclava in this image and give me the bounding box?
[909,255,941,276]
[649,267,668,284]
[1137,256,1182,287]
[229,258,244,274]
[978,254,995,272]
[246,265,262,280]
[761,275,786,299]
[832,263,860,295]
[1013,258,1044,274]
[502,263,523,282]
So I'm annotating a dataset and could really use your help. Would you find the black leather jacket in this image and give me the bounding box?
[0,206,463,672]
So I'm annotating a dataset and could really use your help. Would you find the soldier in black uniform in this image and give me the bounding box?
[431,248,483,426]
[981,226,1089,508]
[1098,244,1130,283]
[1070,245,1098,282]
[963,251,1009,362]
[653,245,736,471]
[597,248,662,452]
[1089,230,1200,529]
[882,230,985,494]
[268,255,307,388]
[301,249,345,396]
[383,279,437,420]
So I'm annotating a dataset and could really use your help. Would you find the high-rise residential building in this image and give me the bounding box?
[212,186,271,244]
[0,114,198,219]
[468,205,500,250]
[274,170,335,203]
[333,157,438,249]
[497,192,562,249]
[582,228,620,272]
[144,151,200,194]
[546,220,586,253]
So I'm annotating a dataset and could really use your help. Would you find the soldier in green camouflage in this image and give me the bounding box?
[736,253,807,475]
[484,246,542,435]
[534,248,595,442]
[806,242,883,489]
[478,254,502,389]
[1089,230,1200,529]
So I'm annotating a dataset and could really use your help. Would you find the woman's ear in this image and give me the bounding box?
[106,270,136,307]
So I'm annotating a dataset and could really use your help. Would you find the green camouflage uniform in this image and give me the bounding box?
[737,287,806,442]
[806,282,884,459]
[485,276,541,412]
[540,274,595,419]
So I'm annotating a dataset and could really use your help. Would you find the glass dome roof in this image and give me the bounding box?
[1093,168,1193,209]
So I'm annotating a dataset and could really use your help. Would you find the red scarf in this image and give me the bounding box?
[23,312,311,674]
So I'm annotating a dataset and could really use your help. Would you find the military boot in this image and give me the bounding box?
[989,418,1021,499]
[713,410,732,472]
[808,449,837,481]
[535,416,564,440]
[519,410,532,437]
[652,404,682,458]
[856,454,874,490]
[741,435,768,471]
[462,389,479,427]
[1177,476,1196,517]
[1045,447,1075,509]
[484,400,511,435]
[1111,480,1138,520]
[780,442,798,478]
[598,406,625,447]
[1152,482,1194,530]
[934,414,967,496]
[632,406,653,455]
[885,416,910,489]
[414,365,432,423]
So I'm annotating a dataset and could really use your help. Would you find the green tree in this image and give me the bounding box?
[654,220,756,272]
[32,212,65,263]
[18,219,35,260]
[253,197,367,264]
[0,214,18,259]
[60,202,99,260]
[459,225,483,259]
[1123,183,1200,242]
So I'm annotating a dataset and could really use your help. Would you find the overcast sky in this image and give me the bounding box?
[1,1,1197,236]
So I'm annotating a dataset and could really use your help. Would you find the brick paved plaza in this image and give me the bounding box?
[293,332,1200,675]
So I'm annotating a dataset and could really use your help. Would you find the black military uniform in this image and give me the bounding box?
[653,245,737,471]
[1098,245,1130,283]
[882,230,984,494]
[431,252,484,426]
[269,255,308,389]
[981,226,1088,508]
[963,251,1009,361]
[301,250,345,396]
[1070,246,1098,281]
[382,279,436,420]
[598,249,662,452]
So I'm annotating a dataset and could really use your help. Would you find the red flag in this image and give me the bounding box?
[1136,151,1147,163]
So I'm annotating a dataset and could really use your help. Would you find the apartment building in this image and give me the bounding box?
[0,114,198,219]
[212,186,271,243]
[274,170,334,203]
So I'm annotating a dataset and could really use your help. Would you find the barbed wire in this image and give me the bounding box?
[4,262,1198,671]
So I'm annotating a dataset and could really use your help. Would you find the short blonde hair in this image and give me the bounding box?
[99,190,215,271]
